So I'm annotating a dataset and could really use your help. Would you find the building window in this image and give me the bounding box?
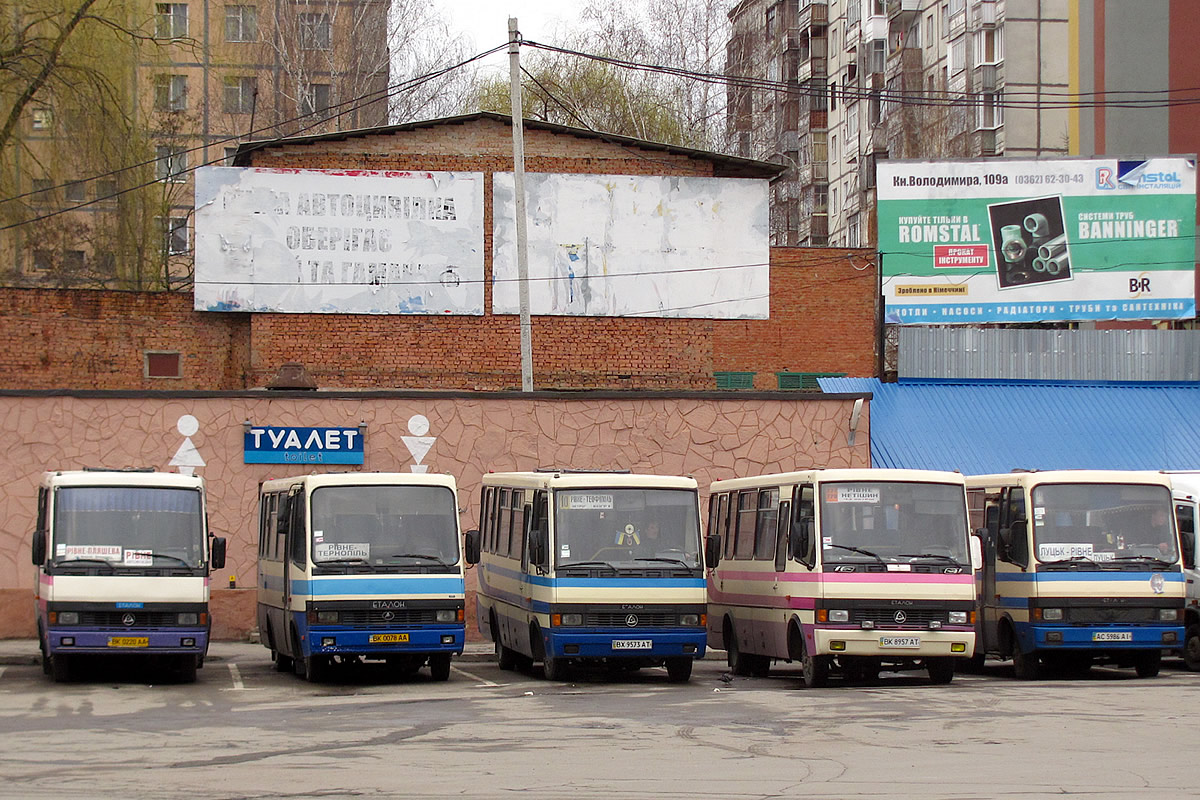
[976,27,1002,64]
[155,3,188,39]
[298,13,331,50]
[300,83,331,116]
[223,76,257,114]
[155,146,188,182]
[97,179,117,202]
[162,216,189,254]
[925,13,934,47]
[871,0,885,15]
[848,0,860,27]
[766,5,777,37]
[65,182,86,203]
[867,38,885,73]
[848,213,860,247]
[950,36,966,74]
[145,351,182,379]
[31,250,53,272]
[845,107,859,155]
[64,250,85,271]
[31,108,52,130]
[154,74,187,111]
[814,184,828,213]
[225,4,257,41]
[948,0,964,15]
[94,251,116,274]
[31,178,53,204]
[831,134,838,165]
[978,91,1002,129]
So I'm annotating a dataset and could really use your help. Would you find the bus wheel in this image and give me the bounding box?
[493,615,516,671]
[272,649,294,673]
[175,655,199,683]
[1184,624,1200,672]
[926,657,955,685]
[749,654,771,678]
[724,620,752,677]
[428,653,452,682]
[51,654,73,683]
[799,639,830,689]
[1012,648,1040,680]
[665,657,693,683]
[543,656,570,682]
[299,655,329,683]
[1134,650,1162,678]
[38,630,50,676]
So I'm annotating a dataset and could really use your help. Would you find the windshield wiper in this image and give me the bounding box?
[634,556,695,568]
[1107,555,1174,568]
[51,557,116,571]
[827,544,886,564]
[899,553,965,566]
[390,553,451,566]
[315,557,376,570]
[1044,555,1103,569]
[558,560,617,569]
[143,553,193,568]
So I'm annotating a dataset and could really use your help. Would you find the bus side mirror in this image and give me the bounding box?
[969,534,983,571]
[31,530,45,565]
[464,530,481,565]
[210,536,227,571]
[705,534,722,568]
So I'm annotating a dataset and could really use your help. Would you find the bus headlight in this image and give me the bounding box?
[316,610,339,623]
[1160,608,1181,622]
[436,609,458,623]
[1040,608,1064,621]
[680,614,701,626]
[177,613,199,626]
[561,613,583,626]
[828,610,850,623]
[57,612,79,625]
[948,612,968,624]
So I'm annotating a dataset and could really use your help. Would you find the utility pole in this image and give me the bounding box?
[509,17,534,392]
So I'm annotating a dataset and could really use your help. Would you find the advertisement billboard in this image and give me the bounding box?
[493,173,770,319]
[877,158,1196,324]
[194,167,485,314]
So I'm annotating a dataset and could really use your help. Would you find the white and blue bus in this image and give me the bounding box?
[257,472,466,682]
[32,469,226,683]
[466,470,707,682]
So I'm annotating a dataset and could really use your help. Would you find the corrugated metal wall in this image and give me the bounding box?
[899,328,1200,382]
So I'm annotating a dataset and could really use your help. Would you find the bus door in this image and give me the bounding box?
[979,494,1002,649]
[283,485,305,655]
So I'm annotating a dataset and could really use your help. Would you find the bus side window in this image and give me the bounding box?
[528,491,549,573]
[999,488,1029,567]
[754,489,779,560]
[479,487,492,554]
[734,491,756,559]
[1176,502,1196,570]
[774,499,791,572]
[792,484,816,566]
[33,487,48,566]
[497,489,512,556]
[509,490,524,560]
[718,493,734,561]
[287,490,307,566]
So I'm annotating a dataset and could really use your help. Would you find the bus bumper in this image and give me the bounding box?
[303,624,465,657]
[1017,623,1183,652]
[46,627,208,655]
[812,627,975,658]
[543,628,707,659]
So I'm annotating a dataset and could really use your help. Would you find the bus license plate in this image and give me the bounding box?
[108,637,149,648]
[612,639,652,650]
[1093,631,1133,642]
[879,636,921,648]
[369,633,409,643]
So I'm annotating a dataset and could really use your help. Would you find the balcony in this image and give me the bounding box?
[885,46,923,81]
[977,128,998,156]
[949,8,966,38]
[797,56,827,83]
[798,1,829,31]
[972,0,998,27]
[886,0,921,19]
[810,213,829,240]
[974,63,998,91]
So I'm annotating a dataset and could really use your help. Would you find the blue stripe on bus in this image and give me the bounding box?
[995,572,1183,582]
[292,577,465,596]
[483,562,703,589]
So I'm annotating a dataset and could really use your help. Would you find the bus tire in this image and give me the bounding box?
[799,638,830,689]
[272,649,294,673]
[1184,624,1200,672]
[175,655,199,683]
[724,618,752,677]
[749,654,771,678]
[665,657,692,683]
[926,657,955,685]
[543,656,569,682]
[298,654,328,683]
[51,654,73,683]
[1134,649,1162,678]
[493,613,516,671]
[1012,648,1040,680]
[428,653,452,682]
[38,628,50,676]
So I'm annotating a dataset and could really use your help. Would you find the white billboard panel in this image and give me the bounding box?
[194,167,485,314]
[492,173,770,319]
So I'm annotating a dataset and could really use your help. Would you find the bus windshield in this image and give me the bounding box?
[819,481,969,566]
[310,485,458,566]
[555,488,701,569]
[1030,483,1177,564]
[53,486,205,568]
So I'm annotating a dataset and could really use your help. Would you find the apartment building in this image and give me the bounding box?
[728,0,1067,247]
[2,0,388,289]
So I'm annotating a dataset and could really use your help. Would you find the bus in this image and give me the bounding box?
[966,470,1185,679]
[32,469,226,683]
[257,472,466,682]
[466,470,707,682]
[706,469,979,687]
[1161,472,1199,671]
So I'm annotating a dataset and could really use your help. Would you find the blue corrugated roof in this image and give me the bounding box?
[818,378,1200,473]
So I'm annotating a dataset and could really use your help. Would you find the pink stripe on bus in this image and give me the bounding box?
[715,570,973,585]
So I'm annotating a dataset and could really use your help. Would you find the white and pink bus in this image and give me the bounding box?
[705,469,979,687]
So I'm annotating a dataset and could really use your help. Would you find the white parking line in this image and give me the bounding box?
[228,662,244,690]
[451,665,497,687]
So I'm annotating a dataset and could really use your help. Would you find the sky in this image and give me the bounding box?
[436,0,590,68]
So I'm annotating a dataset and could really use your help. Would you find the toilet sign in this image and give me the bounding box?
[244,426,364,464]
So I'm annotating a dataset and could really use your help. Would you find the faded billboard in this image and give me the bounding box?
[193,167,485,314]
[492,173,770,319]
[877,158,1197,324]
